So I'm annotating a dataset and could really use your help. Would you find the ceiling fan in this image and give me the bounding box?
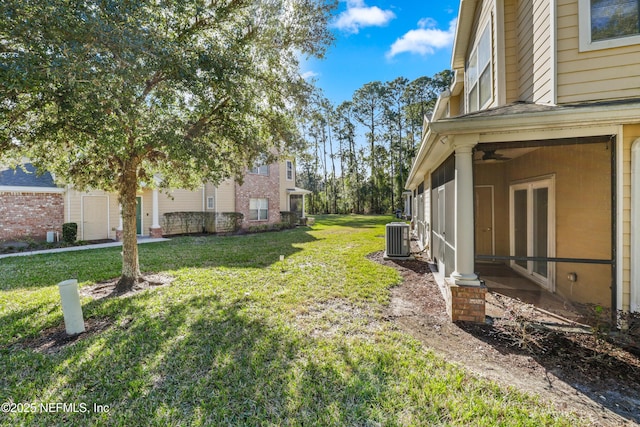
[481,148,512,161]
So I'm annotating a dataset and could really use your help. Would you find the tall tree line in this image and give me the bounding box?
[299,70,452,215]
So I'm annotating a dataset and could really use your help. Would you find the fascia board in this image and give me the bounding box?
[430,103,640,135]
[406,129,443,189]
[452,0,478,69]
[0,186,65,194]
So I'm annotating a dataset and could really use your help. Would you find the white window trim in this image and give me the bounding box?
[286,160,293,181]
[207,196,215,210]
[249,198,268,221]
[466,23,493,113]
[579,0,640,52]
[631,139,640,311]
[249,164,269,175]
[508,175,556,292]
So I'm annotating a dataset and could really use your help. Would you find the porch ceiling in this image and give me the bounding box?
[405,99,640,190]
[473,146,538,163]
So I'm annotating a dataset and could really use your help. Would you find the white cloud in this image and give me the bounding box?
[301,70,319,80]
[386,18,457,58]
[332,0,396,34]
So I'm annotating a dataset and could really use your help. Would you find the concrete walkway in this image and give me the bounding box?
[0,237,171,260]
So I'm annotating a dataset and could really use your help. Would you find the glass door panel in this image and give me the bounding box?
[533,187,548,277]
[514,189,528,269]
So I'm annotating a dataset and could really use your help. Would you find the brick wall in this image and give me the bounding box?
[235,163,281,228]
[449,282,487,323]
[0,192,65,241]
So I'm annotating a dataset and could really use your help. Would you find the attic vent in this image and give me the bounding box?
[385,222,410,258]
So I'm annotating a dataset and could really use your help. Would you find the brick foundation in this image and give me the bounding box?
[0,192,64,241]
[149,227,163,238]
[448,281,487,323]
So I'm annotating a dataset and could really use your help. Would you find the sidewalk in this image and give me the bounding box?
[0,237,171,260]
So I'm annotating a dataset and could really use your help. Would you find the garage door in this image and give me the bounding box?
[82,196,109,240]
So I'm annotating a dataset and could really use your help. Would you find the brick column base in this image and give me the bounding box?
[115,229,123,242]
[149,227,163,238]
[449,281,487,323]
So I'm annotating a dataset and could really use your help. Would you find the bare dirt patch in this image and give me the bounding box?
[370,250,640,427]
[79,273,174,299]
[294,300,383,339]
[14,274,174,354]
[15,317,112,355]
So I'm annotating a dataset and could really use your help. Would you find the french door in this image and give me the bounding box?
[509,177,555,291]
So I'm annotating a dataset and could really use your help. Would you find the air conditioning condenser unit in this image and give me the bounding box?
[384,222,412,259]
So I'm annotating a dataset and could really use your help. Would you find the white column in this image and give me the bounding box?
[301,195,306,218]
[152,189,160,228]
[451,142,480,285]
[118,204,123,230]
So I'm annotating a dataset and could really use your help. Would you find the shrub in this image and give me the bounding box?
[216,212,244,233]
[62,223,78,243]
[279,211,299,228]
[162,212,244,235]
[248,224,271,233]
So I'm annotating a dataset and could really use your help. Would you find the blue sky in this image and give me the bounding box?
[302,0,461,105]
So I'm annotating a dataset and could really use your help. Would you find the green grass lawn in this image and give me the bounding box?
[0,215,580,426]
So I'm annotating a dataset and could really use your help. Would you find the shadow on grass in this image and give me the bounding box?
[0,228,319,291]
[2,290,406,426]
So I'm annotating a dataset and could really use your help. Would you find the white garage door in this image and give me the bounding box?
[82,196,109,240]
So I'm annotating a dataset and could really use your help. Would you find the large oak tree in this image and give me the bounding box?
[0,0,334,292]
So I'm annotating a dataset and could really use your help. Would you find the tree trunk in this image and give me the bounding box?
[115,164,142,293]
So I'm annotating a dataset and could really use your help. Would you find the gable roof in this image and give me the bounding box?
[0,163,59,188]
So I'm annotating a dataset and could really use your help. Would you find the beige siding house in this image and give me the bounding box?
[3,159,308,242]
[406,0,640,322]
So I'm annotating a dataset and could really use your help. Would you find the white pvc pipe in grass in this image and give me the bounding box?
[57,279,85,335]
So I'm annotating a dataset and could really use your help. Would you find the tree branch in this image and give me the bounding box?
[184,96,230,140]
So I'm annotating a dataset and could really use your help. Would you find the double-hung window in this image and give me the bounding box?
[466,24,492,113]
[286,160,293,181]
[580,0,640,50]
[249,198,268,221]
[250,164,269,175]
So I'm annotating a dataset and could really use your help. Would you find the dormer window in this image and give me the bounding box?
[466,23,492,113]
[579,0,640,51]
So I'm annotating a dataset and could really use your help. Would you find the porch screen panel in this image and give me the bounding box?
[444,180,456,276]
[431,154,456,275]
[434,187,444,264]
[417,183,426,246]
[533,187,548,277]
[514,189,528,269]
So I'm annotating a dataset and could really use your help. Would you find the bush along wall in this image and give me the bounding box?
[279,211,299,227]
[62,223,78,243]
[162,212,244,235]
